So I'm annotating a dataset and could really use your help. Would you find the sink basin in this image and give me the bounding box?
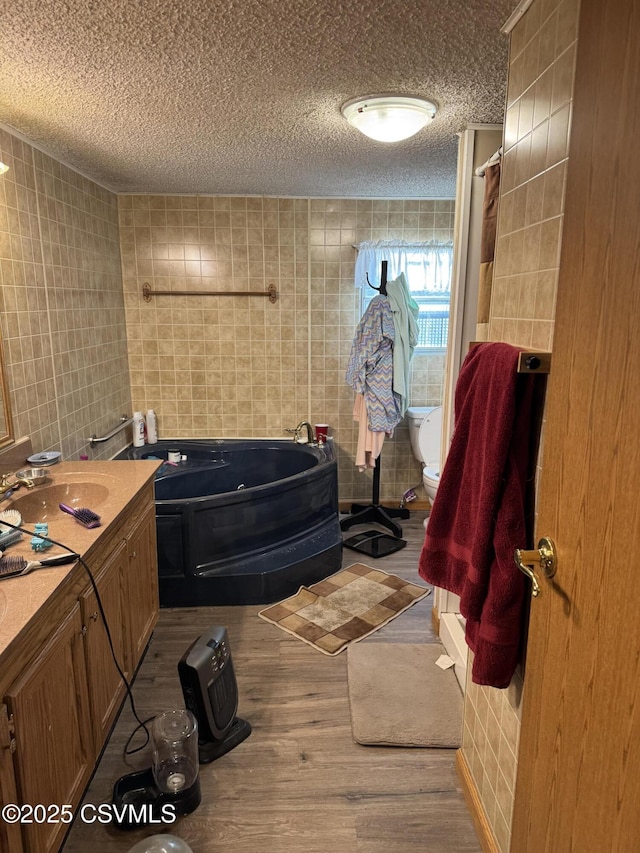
[8,483,110,523]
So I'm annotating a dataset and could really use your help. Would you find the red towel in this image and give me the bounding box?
[418,342,539,688]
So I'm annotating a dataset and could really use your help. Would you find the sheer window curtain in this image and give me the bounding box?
[354,240,453,294]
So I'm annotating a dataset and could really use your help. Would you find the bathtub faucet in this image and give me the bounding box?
[286,421,316,444]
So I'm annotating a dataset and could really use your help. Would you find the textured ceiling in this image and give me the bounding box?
[0,0,516,198]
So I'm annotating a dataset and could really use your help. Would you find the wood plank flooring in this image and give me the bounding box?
[62,514,480,853]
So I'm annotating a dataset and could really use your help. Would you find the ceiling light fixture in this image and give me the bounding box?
[0,163,9,175]
[341,94,437,143]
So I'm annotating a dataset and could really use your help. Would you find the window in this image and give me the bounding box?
[356,241,453,352]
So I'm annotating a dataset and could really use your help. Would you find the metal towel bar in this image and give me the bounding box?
[142,283,278,303]
[89,415,133,448]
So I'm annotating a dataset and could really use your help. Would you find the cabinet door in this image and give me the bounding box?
[123,504,159,673]
[80,539,128,755]
[0,704,23,853]
[6,604,93,853]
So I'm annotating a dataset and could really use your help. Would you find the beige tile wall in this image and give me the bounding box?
[0,124,453,499]
[461,0,580,850]
[119,195,454,502]
[0,128,130,462]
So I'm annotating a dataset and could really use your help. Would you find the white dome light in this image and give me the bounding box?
[341,95,437,143]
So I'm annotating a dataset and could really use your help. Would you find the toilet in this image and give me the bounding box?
[407,406,443,504]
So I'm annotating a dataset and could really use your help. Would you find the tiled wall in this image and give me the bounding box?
[0,129,131,461]
[489,0,578,349]
[460,0,580,850]
[119,195,454,501]
[0,123,453,499]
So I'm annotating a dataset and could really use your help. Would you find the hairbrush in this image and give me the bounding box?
[0,529,23,550]
[59,503,101,529]
[0,551,80,580]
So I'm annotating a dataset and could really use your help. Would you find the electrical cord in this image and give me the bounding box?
[0,519,154,755]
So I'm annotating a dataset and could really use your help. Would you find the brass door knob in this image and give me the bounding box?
[514,537,557,597]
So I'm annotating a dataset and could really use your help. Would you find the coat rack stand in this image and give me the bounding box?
[341,260,410,551]
[340,454,410,538]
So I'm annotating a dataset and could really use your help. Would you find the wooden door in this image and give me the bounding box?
[7,604,93,853]
[511,0,640,849]
[80,539,128,754]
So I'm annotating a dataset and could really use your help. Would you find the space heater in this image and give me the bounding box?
[178,625,251,763]
[112,626,250,829]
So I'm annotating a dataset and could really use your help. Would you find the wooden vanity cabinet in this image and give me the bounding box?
[123,503,159,671]
[6,604,93,853]
[80,539,129,755]
[0,705,23,853]
[0,483,159,853]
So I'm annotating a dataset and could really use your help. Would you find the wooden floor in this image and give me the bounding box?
[62,514,480,853]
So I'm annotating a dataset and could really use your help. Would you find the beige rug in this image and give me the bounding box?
[347,643,463,747]
[258,564,430,655]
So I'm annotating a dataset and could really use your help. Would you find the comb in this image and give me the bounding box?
[0,552,80,580]
[59,503,101,529]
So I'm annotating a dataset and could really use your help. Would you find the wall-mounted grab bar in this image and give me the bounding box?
[89,414,133,448]
[142,283,278,303]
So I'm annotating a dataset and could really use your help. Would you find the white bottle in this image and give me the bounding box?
[146,409,158,444]
[132,411,146,447]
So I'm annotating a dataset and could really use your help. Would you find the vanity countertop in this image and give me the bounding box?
[0,460,160,660]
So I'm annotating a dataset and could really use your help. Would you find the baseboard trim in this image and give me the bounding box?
[431,604,440,636]
[456,750,500,853]
[338,499,431,512]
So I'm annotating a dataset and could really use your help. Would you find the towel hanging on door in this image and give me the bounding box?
[418,342,541,689]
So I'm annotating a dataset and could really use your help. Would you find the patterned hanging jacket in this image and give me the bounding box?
[345,295,403,432]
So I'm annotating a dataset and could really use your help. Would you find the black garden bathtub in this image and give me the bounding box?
[115,439,342,606]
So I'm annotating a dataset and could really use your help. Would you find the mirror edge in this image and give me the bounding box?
[0,327,14,450]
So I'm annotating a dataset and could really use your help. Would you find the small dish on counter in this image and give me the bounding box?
[26,452,62,467]
[15,468,49,487]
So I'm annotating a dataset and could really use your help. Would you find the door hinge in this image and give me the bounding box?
[1,710,16,753]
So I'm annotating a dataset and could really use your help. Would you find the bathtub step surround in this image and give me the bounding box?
[115,439,342,605]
